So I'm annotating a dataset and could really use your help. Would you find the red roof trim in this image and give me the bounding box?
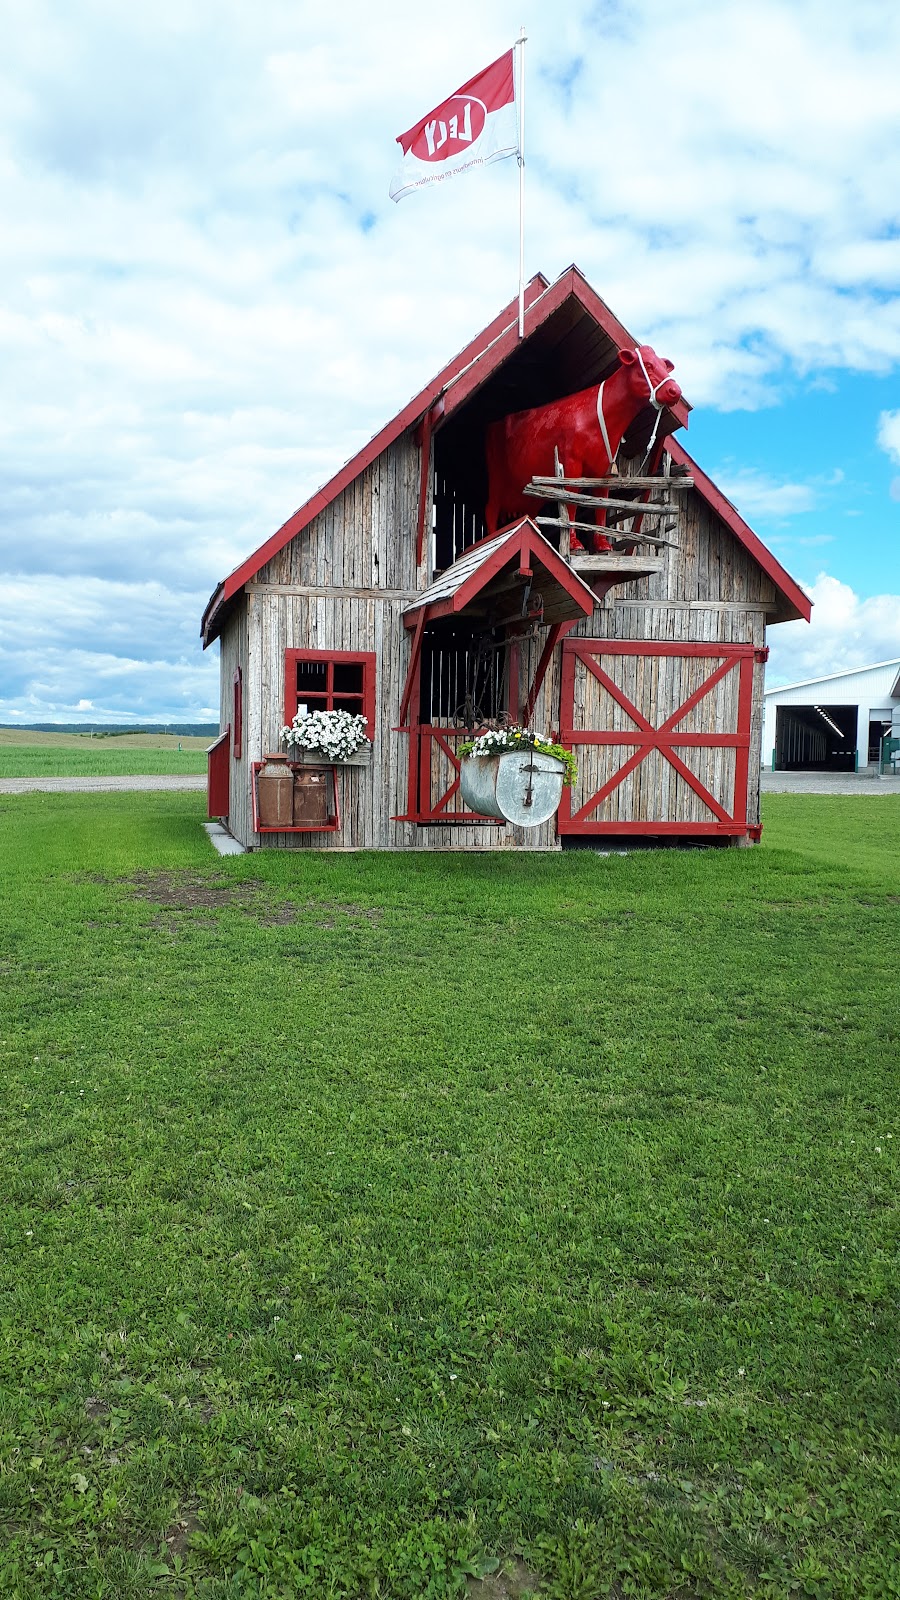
[201,265,692,646]
[666,437,811,624]
[437,264,692,429]
[404,517,597,626]
[202,274,550,645]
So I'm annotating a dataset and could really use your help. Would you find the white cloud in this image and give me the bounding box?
[1,0,900,719]
[713,468,819,518]
[768,573,900,686]
[877,410,900,464]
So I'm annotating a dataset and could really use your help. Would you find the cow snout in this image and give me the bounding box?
[657,378,682,407]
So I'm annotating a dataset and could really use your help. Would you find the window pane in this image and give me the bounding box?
[296,661,328,693]
[333,694,364,714]
[333,662,364,694]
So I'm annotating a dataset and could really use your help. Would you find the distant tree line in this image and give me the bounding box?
[12,723,219,736]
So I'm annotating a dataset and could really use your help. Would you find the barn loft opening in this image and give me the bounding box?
[419,621,507,725]
[774,704,859,771]
[431,295,683,572]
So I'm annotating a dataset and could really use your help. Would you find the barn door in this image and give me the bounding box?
[558,640,756,836]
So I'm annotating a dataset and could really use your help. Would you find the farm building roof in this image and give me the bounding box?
[762,658,900,698]
[201,265,809,643]
[403,517,597,628]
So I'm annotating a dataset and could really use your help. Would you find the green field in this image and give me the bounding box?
[0,731,209,778]
[0,794,897,1598]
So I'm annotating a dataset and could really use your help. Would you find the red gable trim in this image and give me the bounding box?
[403,517,597,625]
[437,264,692,428]
[201,265,693,646]
[666,438,811,624]
[201,275,550,646]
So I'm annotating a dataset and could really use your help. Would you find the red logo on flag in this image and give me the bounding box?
[390,48,517,203]
[409,94,488,163]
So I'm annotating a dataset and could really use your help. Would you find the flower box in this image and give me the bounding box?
[288,746,372,768]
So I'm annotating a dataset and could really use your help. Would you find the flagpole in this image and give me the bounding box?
[517,26,526,339]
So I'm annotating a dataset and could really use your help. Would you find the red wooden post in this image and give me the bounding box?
[399,611,427,727]
[522,620,574,727]
[415,400,443,568]
[732,653,755,830]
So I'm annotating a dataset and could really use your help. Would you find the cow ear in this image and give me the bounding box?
[664,359,675,372]
[618,348,637,365]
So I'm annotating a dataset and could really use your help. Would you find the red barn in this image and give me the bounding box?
[201,266,809,849]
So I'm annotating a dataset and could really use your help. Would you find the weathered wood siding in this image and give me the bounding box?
[218,434,771,847]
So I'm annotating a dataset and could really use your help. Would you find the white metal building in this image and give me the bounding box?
[763,659,900,772]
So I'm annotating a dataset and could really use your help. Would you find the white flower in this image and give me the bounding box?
[284,708,370,760]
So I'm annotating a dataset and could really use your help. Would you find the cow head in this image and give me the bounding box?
[619,345,682,410]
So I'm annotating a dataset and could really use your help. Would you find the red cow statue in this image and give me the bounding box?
[484,346,682,550]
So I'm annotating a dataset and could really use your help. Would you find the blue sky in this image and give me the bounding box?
[1,0,899,723]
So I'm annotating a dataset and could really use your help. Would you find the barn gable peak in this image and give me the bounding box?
[201,266,809,643]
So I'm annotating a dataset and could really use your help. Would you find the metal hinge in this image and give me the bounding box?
[754,647,770,664]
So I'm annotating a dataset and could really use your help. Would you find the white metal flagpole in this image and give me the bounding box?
[516,25,526,339]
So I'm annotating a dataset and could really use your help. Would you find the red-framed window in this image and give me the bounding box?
[283,649,376,737]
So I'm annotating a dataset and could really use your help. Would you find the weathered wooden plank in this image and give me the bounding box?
[531,475,694,489]
[570,554,666,575]
[536,517,677,547]
[527,486,683,514]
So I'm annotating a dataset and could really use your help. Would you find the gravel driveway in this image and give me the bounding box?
[3,772,898,798]
[760,771,900,795]
[0,776,207,794]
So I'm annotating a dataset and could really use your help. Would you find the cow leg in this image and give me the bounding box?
[589,477,612,553]
[592,507,613,554]
[564,456,584,551]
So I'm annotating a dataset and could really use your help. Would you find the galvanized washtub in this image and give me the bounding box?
[459,749,566,827]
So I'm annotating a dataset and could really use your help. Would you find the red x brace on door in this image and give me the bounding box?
[558,640,757,835]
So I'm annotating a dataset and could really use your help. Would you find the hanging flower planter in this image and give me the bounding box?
[458,728,576,828]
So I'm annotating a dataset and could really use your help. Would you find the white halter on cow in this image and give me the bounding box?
[483,344,682,537]
[596,345,671,475]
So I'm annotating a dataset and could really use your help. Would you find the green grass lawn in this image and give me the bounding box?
[0,794,897,1599]
[0,732,209,779]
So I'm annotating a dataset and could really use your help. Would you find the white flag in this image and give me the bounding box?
[390,50,517,202]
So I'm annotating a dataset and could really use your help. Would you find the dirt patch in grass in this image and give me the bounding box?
[114,871,384,931]
[163,1506,200,1563]
[308,899,384,929]
[123,870,265,910]
[467,1557,542,1598]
